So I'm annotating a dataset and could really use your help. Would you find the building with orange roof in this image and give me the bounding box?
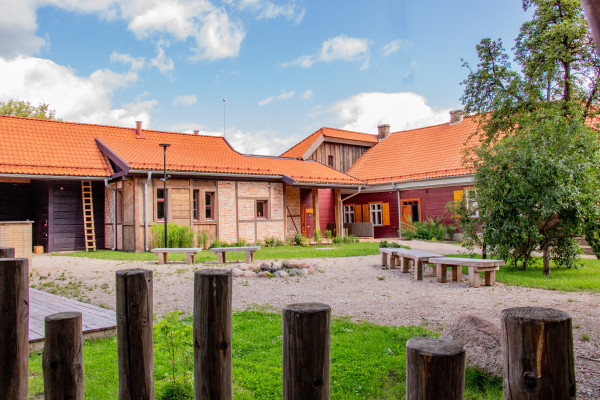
[283,111,477,238]
[0,116,364,252]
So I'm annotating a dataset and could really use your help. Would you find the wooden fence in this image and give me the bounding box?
[0,248,576,399]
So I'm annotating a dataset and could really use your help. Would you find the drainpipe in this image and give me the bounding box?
[104,179,117,250]
[144,171,153,251]
[340,187,362,238]
[393,182,402,239]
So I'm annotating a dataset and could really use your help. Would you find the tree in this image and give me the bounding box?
[0,99,57,120]
[461,0,600,275]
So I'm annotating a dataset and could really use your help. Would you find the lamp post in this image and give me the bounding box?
[159,143,170,248]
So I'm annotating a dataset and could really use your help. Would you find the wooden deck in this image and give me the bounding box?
[29,289,116,345]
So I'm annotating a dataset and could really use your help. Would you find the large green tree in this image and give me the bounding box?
[0,99,57,120]
[461,0,600,275]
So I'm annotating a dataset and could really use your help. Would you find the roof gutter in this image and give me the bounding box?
[340,187,362,238]
[129,169,282,181]
[104,179,117,251]
[0,173,107,181]
[281,175,365,189]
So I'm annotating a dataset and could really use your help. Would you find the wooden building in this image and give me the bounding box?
[0,116,363,252]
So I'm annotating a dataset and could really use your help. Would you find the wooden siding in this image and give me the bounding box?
[309,142,371,173]
[317,189,335,233]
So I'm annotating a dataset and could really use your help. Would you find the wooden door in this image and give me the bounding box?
[301,205,307,236]
[401,205,412,224]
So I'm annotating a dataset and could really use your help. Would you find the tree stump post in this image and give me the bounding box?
[0,247,15,258]
[116,269,154,400]
[193,269,232,400]
[0,257,29,399]
[501,307,576,399]
[405,337,466,400]
[43,312,84,399]
[282,302,331,400]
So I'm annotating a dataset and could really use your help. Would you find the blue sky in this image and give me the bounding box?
[0,0,530,155]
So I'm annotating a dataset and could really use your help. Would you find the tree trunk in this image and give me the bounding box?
[542,241,550,276]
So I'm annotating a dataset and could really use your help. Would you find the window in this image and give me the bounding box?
[156,188,165,220]
[192,190,199,221]
[256,200,267,219]
[205,192,214,220]
[370,203,383,226]
[343,205,355,223]
[328,155,334,167]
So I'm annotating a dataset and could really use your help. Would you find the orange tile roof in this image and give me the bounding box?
[280,127,378,158]
[347,117,478,184]
[0,116,362,186]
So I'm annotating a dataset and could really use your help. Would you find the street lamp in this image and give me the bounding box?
[159,143,170,248]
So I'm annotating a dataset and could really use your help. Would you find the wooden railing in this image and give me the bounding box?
[0,247,576,399]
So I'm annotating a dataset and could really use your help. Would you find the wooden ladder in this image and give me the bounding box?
[81,181,96,251]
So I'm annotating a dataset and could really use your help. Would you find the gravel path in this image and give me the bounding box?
[30,241,599,399]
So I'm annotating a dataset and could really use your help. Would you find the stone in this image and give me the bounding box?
[274,270,289,278]
[282,260,295,269]
[440,314,502,377]
[271,261,283,271]
[231,267,243,277]
[288,268,303,277]
[298,262,310,269]
[257,271,270,278]
[260,262,271,271]
[306,266,316,275]
[241,271,256,278]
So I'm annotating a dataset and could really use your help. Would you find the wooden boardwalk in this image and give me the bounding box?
[29,288,116,344]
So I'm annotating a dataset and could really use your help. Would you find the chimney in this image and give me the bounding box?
[135,120,145,139]
[193,130,199,135]
[449,110,463,125]
[377,124,391,140]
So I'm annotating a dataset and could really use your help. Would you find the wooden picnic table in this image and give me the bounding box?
[428,257,505,287]
[380,248,442,280]
[151,247,203,265]
[209,246,260,263]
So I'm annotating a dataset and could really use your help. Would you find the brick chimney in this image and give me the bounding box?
[449,110,463,125]
[377,124,391,140]
[193,130,199,135]
[135,121,145,139]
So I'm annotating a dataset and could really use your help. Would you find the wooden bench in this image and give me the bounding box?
[428,257,505,287]
[209,246,260,263]
[380,248,442,280]
[151,248,203,265]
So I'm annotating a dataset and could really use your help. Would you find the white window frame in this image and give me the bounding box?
[343,205,355,223]
[370,203,383,226]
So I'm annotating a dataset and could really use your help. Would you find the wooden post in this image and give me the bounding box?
[194,269,232,400]
[334,189,342,237]
[282,302,331,400]
[0,258,29,399]
[116,269,154,400]
[0,247,15,258]
[406,337,466,400]
[501,307,576,399]
[43,312,84,399]
[312,188,320,237]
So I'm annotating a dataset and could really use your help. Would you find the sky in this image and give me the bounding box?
[0,0,532,155]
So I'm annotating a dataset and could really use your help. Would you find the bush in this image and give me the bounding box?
[446,224,457,240]
[325,229,333,239]
[379,240,402,248]
[196,231,209,250]
[209,239,226,249]
[314,230,323,243]
[402,218,448,241]
[151,223,193,249]
[343,234,358,244]
[262,236,284,247]
[332,236,343,245]
[291,233,309,246]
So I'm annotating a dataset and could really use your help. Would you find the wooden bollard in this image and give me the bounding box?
[406,337,466,400]
[193,269,232,400]
[116,269,154,400]
[43,312,84,399]
[282,303,331,400]
[501,307,576,399]
[0,247,15,258]
[0,258,29,399]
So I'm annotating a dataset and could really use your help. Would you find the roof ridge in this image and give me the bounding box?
[389,115,474,136]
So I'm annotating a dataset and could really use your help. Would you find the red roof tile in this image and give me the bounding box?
[0,116,362,186]
[347,117,478,184]
[280,127,378,159]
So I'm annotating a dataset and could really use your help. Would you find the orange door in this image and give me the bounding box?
[401,205,412,224]
[301,205,307,236]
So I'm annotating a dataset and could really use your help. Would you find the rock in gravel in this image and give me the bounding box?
[282,260,295,269]
[306,266,316,275]
[288,268,302,276]
[275,270,289,278]
[231,267,243,277]
[298,262,310,269]
[271,261,283,271]
[257,271,270,278]
[260,262,271,271]
[241,271,256,278]
[440,314,502,377]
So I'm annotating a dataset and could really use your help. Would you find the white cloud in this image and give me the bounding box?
[150,41,175,74]
[302,89,313,100]
[110,51,146,71]
[332,92,451,133]
[382,39,412,56]
[228,0,305,23]
[282,34,370,69]
[173,94,198,106]
[258,90,294,106]
[0,56,156,127]
[224,127,298,155]
[192,9,245,60]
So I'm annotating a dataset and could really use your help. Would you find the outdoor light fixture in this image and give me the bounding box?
[159,143,170,248]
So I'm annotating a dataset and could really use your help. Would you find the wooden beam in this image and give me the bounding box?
[312,189,320,236]
[334,189,341,237]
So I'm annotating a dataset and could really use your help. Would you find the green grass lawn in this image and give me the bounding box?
[28,311,501,399]
[53,242,381,263]
[447,254,600,293]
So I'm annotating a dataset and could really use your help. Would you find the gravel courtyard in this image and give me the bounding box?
[30,240,600,399]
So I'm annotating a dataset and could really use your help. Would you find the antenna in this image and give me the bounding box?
[223,98,226,138]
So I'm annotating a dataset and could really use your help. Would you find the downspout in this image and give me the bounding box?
[104,179,117,250]
[393,182,402,239]
[340,187,362,238]
[144,171,153,251]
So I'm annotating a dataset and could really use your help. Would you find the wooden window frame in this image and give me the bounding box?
[328,155,334,168]
[156,188,166,221]
[343,204,355,223]
[192,189,200,221]
[205,191,215,221]
[369,203,383,226]
[256,199,268,220]
[400,198,422,224]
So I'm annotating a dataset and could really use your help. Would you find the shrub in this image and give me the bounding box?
[151,223,193,249]
[446,224,457,240]
[332,236,343,244]
[263,236,276,247]
[292,233,309,246]
[343,234,358,244]
[196,231,209,250]
[325,229,333,239]
[314,230,323,244]
[403,218,448,241]
[379,240,402,248]
[209,239,227,249]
